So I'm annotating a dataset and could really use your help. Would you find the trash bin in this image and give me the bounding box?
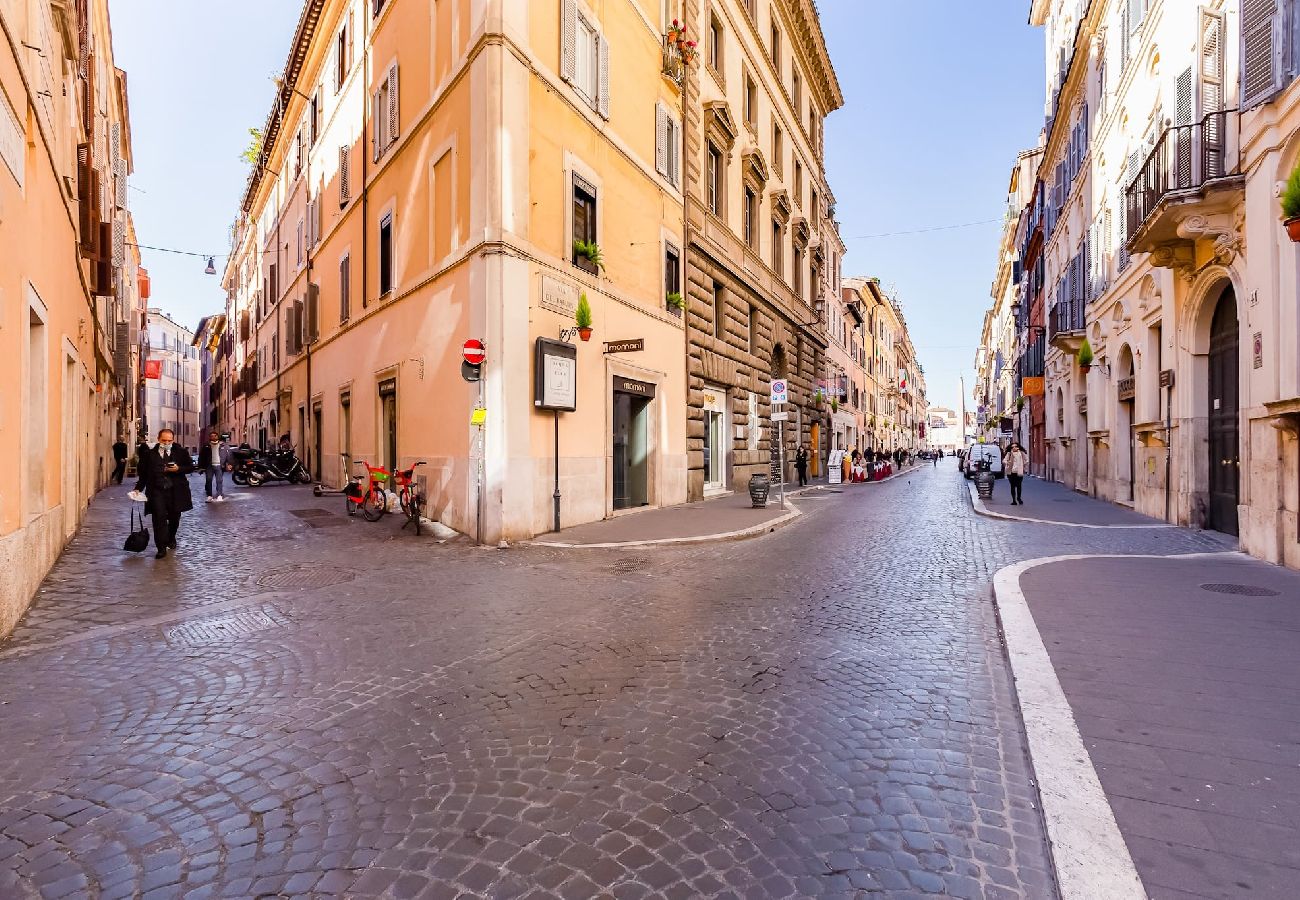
[749,473,770,508]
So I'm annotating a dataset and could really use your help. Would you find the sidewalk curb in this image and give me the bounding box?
[967,481,1174,529]
[992,551,1241,900]
[527,501,803,550]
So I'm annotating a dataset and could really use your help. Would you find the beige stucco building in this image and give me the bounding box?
[143,309,201,455]
[0,0,137,636]
[1000,0,1300,569]
[219,0,689,542]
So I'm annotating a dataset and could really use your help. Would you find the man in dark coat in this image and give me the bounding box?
[111,439,129,484]
[135,428,194,559]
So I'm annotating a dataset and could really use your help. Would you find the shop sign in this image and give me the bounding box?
[539,274,579,317]
[604,339,644,354]
[1159,369,1176,389]
[534,338,577,411]
[1117,377,1136,401]
[612,376,655,398]
[1253,332,1263,369]
[1022,376,1044,397]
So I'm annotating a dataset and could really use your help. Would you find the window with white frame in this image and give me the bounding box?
[373,62,399,161]
[561,1,609,118]
[655,103,681,187]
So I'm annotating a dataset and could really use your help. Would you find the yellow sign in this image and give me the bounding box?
[1022,376,1044,397]
[471,406,487,426]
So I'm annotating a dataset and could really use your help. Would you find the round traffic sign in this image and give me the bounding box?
[463,339,485,366]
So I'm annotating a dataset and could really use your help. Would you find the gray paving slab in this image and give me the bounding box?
[1021,554,1300,900]
[978,475,1173,526]
[0,463,1241,897]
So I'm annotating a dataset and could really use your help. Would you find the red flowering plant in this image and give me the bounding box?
[666,19,697,65]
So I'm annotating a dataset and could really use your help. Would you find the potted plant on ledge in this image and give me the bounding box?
[666,291,686,316]
[1077,338,1094,374]
[575,293,593,342]
[573,239,605,275]
[1282,166,1300,242]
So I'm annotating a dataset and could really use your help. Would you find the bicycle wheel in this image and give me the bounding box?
[407,493,424,535]
[361,487,387,521]
[398,486,411,516]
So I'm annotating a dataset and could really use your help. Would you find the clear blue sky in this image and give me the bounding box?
[112,1,1044,413]
[821,2,1044,414]
[111,0,302,334]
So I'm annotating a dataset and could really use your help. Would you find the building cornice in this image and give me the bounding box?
[241,0,328,214]
[781,0,844,113]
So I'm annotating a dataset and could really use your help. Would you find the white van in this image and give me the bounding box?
[962,442,1004,479]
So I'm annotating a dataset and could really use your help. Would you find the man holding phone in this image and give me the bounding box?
[134,428,195,559]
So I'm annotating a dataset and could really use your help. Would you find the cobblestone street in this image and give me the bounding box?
[0,462,1231,898]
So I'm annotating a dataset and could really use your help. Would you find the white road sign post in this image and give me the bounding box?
[770,380,788,509]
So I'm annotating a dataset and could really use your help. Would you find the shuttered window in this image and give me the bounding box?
[706,143,722,216]
[373,63,399,161]
[339,145,351,205]
[561,1,609,118]
[654,103,681,187]
[1200,9,1225,116]
[339,253,351,322]
[1242,0,1283,108]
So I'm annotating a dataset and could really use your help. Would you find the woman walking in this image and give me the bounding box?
[1006,442,1028,505]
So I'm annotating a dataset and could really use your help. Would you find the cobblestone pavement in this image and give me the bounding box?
[0,461,1230,898]
[1022,555,1300,899]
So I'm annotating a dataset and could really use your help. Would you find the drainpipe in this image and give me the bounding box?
[679,9,692,499]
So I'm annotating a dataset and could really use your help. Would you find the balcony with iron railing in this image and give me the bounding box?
[1125,110,1244,260]
[1049,295,1085,348]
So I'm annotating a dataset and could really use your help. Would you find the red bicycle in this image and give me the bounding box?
[345,461,391,521]
[393,462,427,534]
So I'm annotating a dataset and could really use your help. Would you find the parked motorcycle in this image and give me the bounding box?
[228,446,259,486]
[245,448,313,487]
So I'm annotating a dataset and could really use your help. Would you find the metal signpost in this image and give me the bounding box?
[462,339,487,544]
[770,379,788,508]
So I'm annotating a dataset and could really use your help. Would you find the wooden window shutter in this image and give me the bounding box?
[1175,66,1194,125]
[561,0,577,84]
[597,35,610,119]
[340,255,351,321]
[372,88,381,162]
[1199,7,1225,116]
[655,104,668,177]
[1241,0,1282,109]
[339,145,350,204]
[388,63,400,142]
[77,144,94,253]
[1120,4,1131,65]
[306,286,318,342]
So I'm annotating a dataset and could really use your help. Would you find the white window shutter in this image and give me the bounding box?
[655,104,668,177]
[372,88,381,162]
[388,63,400,142]
[561,0,577,84]
[598,35,610,119]
[1241,0,1283,109]
[1199,7,1225,116]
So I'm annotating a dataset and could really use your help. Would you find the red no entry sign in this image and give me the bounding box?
[463,339,485,365]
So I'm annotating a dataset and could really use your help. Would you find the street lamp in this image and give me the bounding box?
[205,257,217,276]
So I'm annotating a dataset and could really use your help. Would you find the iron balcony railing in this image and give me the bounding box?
[1125,109,1240,239]
[1050,296,1085,341]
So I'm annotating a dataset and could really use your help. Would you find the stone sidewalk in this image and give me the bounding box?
[972,476,1173,527]
[1016,554,1300,899]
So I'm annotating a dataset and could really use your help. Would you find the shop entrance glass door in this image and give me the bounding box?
[613,391,650,510]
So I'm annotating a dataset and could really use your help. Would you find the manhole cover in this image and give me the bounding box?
[166,607,290,646]
[289,509,334,519]
[1201,583,1281,597]
[609,556,649,574]
[256,565,356,590]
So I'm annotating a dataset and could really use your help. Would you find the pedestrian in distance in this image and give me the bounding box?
[1006,442,1029,505]
[932,451,938,467]
[198,433,231,502]
[795,445,809,487]
[111,438,128,485]
[134,428,194,559]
